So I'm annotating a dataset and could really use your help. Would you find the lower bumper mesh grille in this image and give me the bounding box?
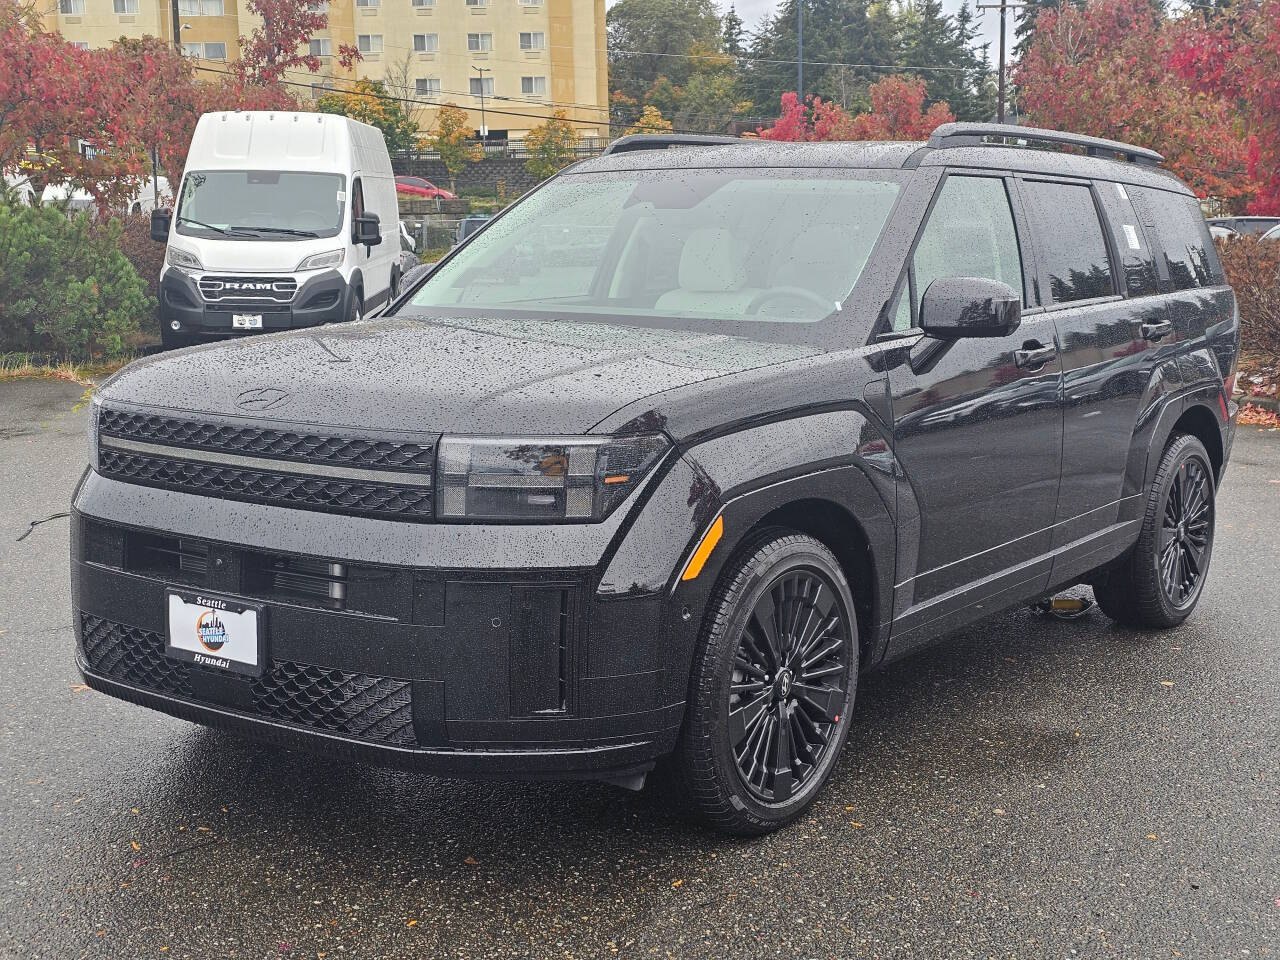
[79,614,416,747]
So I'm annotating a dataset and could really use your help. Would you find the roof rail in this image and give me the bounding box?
[926,122,1164,167]
[601,134,742,156]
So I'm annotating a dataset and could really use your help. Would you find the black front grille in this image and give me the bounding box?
[98,447,435,521]
[79,615,417,747]
[98,408,436,472]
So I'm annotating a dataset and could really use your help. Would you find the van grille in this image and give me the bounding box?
[198,276,297,303]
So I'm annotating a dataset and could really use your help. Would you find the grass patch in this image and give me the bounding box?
[0,351,134,386]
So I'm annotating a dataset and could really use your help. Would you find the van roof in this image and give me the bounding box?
[187,111,393,177]
[575,128,1190,195]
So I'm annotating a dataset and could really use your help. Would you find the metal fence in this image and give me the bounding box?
[393,137,608,163]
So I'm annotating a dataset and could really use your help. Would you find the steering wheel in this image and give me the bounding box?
[746,286,834,316]
[291,209,332,230]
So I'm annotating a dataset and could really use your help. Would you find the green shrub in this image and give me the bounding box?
[0,201,152,361]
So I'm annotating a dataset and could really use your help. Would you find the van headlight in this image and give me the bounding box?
[166,246,203,271]
[297,249,345,271]
[435,434,669,522]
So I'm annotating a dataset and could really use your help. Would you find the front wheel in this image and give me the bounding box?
[1094,432,1216,628]
[667,531,858,835]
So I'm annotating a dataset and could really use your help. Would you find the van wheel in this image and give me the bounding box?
[390,269,400,299]
[1094,432,1215,628]
[160,326,195,350]
[667,531,858,835]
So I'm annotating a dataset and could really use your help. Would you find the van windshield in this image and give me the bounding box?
[175,170,346,240]
[402,169,902,340]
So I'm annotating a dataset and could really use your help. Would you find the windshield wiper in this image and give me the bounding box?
[230,225,321,238]
[176,216,238,236]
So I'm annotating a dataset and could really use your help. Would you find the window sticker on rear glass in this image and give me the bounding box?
[1115,183,1129,200]
[337,191,346,203]
[1122,224,1141,250]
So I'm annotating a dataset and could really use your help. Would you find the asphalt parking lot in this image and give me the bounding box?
[1,376,1277,959]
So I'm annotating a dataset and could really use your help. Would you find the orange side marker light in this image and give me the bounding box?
[681,515,724,582]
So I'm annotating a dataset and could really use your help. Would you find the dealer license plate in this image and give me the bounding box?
[232,313,263,329]
[165,589,264,676]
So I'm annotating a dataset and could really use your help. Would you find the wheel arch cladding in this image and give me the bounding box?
[1171,403,1224,481]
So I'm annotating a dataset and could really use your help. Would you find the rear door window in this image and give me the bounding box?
[1096,182,1159,297]
[1133,187,1223,289]
[1020,180,1115,304]
[896,175,1023,330]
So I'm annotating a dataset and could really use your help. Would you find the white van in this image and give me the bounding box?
[151,111,399,348]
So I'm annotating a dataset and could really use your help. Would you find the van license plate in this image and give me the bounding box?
[165,590,264,676]
[232,313,263,329]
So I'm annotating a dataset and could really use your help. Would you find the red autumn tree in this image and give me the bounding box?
[1170,0,1280,215]
[1015,0,1251,206]
[234,0,360,87]
[759,76,953,142]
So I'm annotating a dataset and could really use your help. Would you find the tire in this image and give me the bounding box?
[666,530,859,835]
[390,269,401,300]
[159,326,196,350]
[347,289,363,324]
[1094,432,1216,628]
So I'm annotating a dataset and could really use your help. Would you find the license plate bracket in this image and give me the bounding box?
[165,589,266,677]
[232,313,264,329]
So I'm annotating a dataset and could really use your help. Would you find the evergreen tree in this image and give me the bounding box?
[722,5,745,58]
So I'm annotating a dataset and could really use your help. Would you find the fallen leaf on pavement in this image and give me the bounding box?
[671,879,684,888]
[463,856,479,865]
[130,841,139,851]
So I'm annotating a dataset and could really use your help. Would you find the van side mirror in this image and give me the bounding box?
[354,212,382,247]
[150,208,171,243]
[920,276,1021,339]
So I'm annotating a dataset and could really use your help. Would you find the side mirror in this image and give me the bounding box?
[150,208,172,243]
[920,276,1021,339]
[354,212,382,247]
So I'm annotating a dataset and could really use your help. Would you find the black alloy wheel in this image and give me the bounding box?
[1094,432,1216,628]
[729,570,851,804]
[1158,455,1212,607]
[665,531,858,835]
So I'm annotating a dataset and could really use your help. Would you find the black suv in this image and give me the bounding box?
[73,124,1239,834]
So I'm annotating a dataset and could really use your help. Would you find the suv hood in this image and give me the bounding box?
[101,315,821,436]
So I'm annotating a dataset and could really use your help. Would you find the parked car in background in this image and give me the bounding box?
[454,215,491,245]
[74,124,1239,836]
[1262,224,1280,242]
[395,176,456,200]
[150,111,400,349]
[1209,224,1240,242]
[1207,216,1280,238]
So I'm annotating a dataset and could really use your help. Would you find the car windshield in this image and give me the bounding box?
[403,169,903,339]
[175,170,346,240]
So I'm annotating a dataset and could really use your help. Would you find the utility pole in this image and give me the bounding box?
[171,0,181,50]
[796,0,803,98]
[976,0,1028,124]
[472,65,490,141]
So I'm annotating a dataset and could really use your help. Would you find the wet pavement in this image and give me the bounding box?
[1,377,1277,959]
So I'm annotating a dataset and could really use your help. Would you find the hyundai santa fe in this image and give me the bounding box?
[73,123,1239,834]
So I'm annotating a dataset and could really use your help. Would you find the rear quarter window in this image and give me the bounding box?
[1095,181,1160,297]
[1133,187,1223,289]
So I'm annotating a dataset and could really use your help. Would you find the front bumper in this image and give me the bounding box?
[159,269,351,338]
[71,488,684,779]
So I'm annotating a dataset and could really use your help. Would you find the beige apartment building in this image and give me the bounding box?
[41,0,608,139]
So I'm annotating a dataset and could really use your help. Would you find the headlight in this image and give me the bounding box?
[87,393,102,472]
[166,246,203,271]
[436,434,669,522]
[297,249,345,271]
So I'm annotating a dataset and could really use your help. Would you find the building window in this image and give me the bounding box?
[181,42,202,56]
[113,0,139,13]
[465,0,488,6]
[467,32,492,52]
[203,41,227,59]
[469,76,494,97]
[415,78,441,95]
[411,0,434,6]
[310,38,332,56]
[308,0,329,11]
[59,0,86,13]
[179,0,223,13]
[519,0,541,6]
[519,31,544,50]
[70,40,89,49]
[356,0,379,6]
[357,34,383,53]
[413,33,438,52]
[521,76,546,96]
[311,82,334,99]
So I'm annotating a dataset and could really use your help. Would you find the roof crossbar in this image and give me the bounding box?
[926,122,1164,167]
[601,134,742,156]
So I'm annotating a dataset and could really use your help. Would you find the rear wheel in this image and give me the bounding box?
[667,531,858,835]
[1094,432,1215,628]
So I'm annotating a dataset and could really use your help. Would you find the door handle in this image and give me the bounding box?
[1142,320,1174,342]
[1014,343,1057,369]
